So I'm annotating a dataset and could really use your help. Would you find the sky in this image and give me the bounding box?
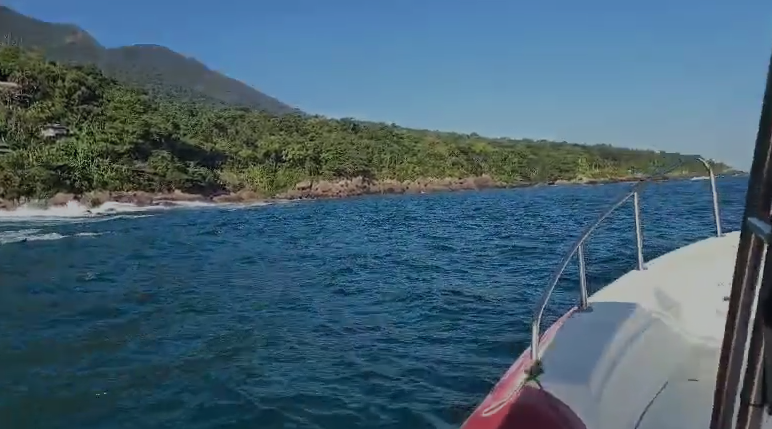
[3,0,772,170]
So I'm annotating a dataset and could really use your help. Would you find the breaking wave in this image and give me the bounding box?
[0,228,105,245]
[0,201,156,222]
[0,199,273,222]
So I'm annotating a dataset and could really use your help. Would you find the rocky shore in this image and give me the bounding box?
[0,174,654,211]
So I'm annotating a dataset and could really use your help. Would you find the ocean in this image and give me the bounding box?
[0,177,748,429]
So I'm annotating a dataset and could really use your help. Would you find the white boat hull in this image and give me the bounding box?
[462,231,766,429]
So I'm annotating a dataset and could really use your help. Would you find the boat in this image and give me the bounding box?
[460,50,772,428]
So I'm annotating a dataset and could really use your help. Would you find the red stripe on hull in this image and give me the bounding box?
[461,308,586,429]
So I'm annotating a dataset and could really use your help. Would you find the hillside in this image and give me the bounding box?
[0,46,731,204]
[0,5,298,115]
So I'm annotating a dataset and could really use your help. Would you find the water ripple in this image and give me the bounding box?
[0,178,747,429]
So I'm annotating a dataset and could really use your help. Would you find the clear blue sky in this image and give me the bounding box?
[4,0,772,169]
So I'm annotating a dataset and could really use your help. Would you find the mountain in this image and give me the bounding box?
[0,45,733,204]
[0,6,299,115]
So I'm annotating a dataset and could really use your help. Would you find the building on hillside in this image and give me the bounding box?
[0,81,20,91]
[0,81,21,107]
[0,137,11,154]
[40,123,69,139]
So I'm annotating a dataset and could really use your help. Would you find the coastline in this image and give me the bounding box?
[0,174,676,212]
[0,45,741,215]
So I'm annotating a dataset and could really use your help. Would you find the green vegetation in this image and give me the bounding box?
[0,5,297,114]
[0,46,729,201]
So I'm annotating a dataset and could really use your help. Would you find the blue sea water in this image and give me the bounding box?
[0,177,748,429]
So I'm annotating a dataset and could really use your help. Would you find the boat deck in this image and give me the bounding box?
[636,343,723,429]
[533,231,771,429]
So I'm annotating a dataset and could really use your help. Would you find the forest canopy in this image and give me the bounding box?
[0,46,731,200]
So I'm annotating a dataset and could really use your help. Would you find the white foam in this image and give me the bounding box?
[0,199,222,221]
[88,201,156,215]
[0,196,283,224]
[0,200,123,220]
[164,200,223,208]
[74,232,103,237]
[0,228,105,245]
[0,201,89,219]
[0,229,62,244]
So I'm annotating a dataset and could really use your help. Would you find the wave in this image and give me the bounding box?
[0,198,281,225]
[0,200,229,221]
[0,228,105,245]
[74,232,102,237]
[0,201,153,220]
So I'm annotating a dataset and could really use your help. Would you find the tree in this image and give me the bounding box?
[0,46,732,200]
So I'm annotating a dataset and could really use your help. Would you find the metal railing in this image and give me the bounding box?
[529,158,723,362]
[710,40,772,429]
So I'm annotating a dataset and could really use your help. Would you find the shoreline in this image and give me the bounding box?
[0,173,732,212]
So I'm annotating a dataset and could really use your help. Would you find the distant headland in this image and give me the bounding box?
[0,14,735,211]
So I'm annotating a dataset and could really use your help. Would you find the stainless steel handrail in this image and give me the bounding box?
[529,160,723,362]
[698,157,723,237]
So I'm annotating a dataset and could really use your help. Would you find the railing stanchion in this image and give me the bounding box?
[634,191,645,270]
[578,244,589,309]
[699,157,723,237]
[528,162,720,366]
[530,317,540,361]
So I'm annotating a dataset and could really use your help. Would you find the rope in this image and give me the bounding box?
[526,360,544,384]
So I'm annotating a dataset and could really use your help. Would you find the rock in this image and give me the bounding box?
[275,189,304,200]
[295,180,313,191]
[4,172,636,212]
[0,198,17,210]
[158,190,207,202]
[49,192,77,206]
[472,174,496,188]
[83,191,111,207]
[312,181,334,195]
[350,176,367,189]
[212,189,264,203]
[212,193,242,203]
